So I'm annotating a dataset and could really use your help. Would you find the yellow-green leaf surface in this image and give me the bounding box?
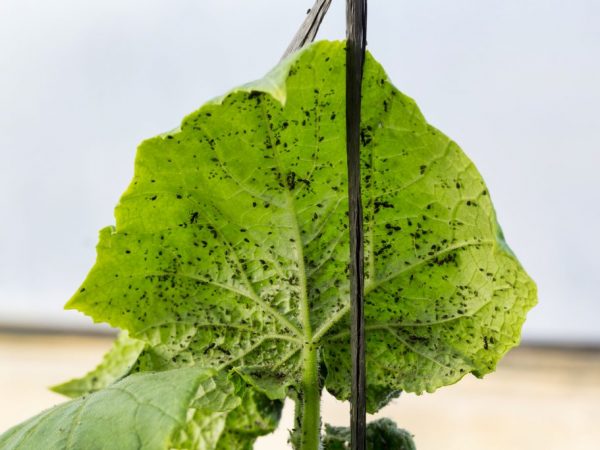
[0,368,239,450]
[67,40,536,407]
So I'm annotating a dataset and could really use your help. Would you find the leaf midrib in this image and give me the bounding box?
[259,99,313,343]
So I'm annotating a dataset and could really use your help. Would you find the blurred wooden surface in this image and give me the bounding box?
[1,332,599,449]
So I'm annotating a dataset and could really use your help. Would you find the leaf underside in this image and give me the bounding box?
[64,40,536,411]
[50,331,146,398]
[45,332,282,450]
[0,368,240,450]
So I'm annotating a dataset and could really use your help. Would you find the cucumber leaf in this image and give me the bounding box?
[51,331,146,398]
[0,368,239,450]
[215,385,283,450]
[66,40,536,409]
[51,334,283,450]
[323,419,416,450]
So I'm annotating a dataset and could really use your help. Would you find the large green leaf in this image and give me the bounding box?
[66,40,536,407]
[0,368,239,450]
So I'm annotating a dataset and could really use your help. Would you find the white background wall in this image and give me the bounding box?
[0,0,598,342]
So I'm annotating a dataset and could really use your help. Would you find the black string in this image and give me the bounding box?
[281,0,334,60]
[346,1,367,450]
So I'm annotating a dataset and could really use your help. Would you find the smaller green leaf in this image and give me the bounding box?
[365,419,416,450]
[60,331,285,449]
[51,331,146,398]
[172,371,241,449]
[323,418,416,450]
[216,382,283,450]
[0,367,239,450]
[322,425,351,450]
[234,367,292,400]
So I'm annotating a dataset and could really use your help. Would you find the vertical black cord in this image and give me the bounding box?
[346,1,367,450]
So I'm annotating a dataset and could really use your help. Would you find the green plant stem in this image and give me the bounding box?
[300,342,321,450]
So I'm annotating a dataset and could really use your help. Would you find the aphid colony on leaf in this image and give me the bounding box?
[0,40,535,450]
